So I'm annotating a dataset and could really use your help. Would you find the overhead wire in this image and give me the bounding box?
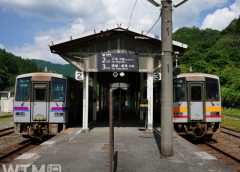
[145,9,161,35]
[127,0,138,29]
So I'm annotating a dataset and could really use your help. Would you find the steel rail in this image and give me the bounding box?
[221,127,240,139]
[0,127,14,137]
[0,126,14,132]
[204,142,240,163]
[0,139,32,160]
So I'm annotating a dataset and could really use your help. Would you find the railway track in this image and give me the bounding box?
[0,127,14,137]
[220,127,240,139]
[195,128,240,172]
[200,140,240,172]
[193,139,240,172]
[182,127,240,171]
[0,139,32,161]
[203,141,240,163]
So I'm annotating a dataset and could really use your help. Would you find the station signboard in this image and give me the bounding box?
[97,53,139,72]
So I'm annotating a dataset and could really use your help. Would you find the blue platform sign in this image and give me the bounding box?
[97,53,139,72]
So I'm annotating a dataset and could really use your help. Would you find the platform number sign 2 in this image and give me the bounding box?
[75,71,84,81]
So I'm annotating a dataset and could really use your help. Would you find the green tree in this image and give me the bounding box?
[173,16,240,107]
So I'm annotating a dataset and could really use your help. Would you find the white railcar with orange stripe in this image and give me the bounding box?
[173,73,221,138]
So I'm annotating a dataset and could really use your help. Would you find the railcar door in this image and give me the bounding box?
[31,83,49,121]
[188,83,204,121]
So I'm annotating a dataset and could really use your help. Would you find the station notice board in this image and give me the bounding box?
[97,53,139,72]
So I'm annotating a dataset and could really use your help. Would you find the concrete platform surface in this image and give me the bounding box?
[3,127,235,172]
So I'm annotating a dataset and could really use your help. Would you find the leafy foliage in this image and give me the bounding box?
[0,49,40,90]
[0,49,75,91]
[173,16,240,107]
[31,59,75,78]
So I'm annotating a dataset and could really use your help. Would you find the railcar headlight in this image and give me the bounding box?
[210,112,220,116]
[16,112,25,116]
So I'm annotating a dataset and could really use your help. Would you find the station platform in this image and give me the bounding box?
[8,125,234,172]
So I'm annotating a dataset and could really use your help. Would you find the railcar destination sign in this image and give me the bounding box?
[97,53,139,72]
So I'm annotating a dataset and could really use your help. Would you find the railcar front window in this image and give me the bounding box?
[206,78,220,101]
[191,86,202,101]
[174,78,186,101]
[15,77,31,101]
[51,78,66,102]
[34,85,47,101]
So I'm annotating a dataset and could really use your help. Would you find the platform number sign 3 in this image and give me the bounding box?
[75,71,84,81]
[154,73,161,80]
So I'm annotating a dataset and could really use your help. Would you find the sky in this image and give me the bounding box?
[0,0,239,64]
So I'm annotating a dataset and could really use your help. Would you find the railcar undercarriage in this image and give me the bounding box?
[15,123,62,138]
[174,122,220,139]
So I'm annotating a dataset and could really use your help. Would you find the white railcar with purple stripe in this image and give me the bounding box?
[14,72,82,138]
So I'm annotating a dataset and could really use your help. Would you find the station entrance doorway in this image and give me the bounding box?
[96,72,146,126]
[112,83,128,123]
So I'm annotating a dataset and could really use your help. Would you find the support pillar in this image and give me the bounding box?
[82,72,89,131]
[98,82,103,113]
[160,0,173,156]
[140,73,144,121]
[93,73,97,121]
[118,86,121,122]
[147,73,153,132]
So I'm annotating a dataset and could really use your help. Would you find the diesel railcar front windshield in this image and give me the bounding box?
[206,77,220,101]
[174,78,186,102]
[51,78,66,102]
[15,77,31,101]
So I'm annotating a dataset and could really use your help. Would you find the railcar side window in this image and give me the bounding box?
[173,78,186,101]
[206,78,219,101]
[51,78,66,102]
[15,77,31,101]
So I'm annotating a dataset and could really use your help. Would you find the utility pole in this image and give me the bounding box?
[160,0,173,156]
[147,0,188,157]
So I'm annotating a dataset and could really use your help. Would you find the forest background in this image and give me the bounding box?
[0,16,239,108]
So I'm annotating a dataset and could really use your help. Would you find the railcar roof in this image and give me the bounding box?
[16,72,66,79]
[176,73,219,80]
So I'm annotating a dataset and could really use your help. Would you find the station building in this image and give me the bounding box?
[49,27,187,131]
[0,90,14,113]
